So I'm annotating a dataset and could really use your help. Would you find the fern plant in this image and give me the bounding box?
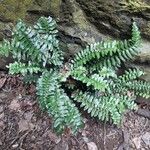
[0,16,150,134]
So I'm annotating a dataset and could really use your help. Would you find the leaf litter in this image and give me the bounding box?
[0,73,149,150]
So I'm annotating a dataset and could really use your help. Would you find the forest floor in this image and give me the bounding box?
[0,72,150,150]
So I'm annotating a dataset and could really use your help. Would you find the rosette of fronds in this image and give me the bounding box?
[0,16,150,134]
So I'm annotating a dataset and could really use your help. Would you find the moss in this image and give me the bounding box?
[120,0,150,12]
[0,0,33,22]
[50,0,62,17]
[34,0,61,17]
[142,21,150,38]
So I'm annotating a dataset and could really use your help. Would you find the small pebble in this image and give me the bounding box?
[12,143,19,148]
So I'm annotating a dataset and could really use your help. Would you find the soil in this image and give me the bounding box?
[0,72,149,150]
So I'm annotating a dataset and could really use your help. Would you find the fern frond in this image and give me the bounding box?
[71,22,141,72]
[118,68,144,83]
[34,17,63,66]
[34,16,58,34]
[71,66,109,91]
[71,40,118,68]
[11,20,41,63]
[37,71,83,134]
[131,22,141,45]
[9,17,63,67]
[126,80,150,99]
[7,61,41,75]
[88,40,140,72]
[0,39,11,57]
[72,90,137,125]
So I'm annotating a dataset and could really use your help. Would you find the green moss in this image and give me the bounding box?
[120,0,150,12]
[34,0,61,17]
[50,0,62,17]
[0,0,33,22]
[143,22,150,37]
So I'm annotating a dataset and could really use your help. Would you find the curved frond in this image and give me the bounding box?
[118,68,144,83]
[37,71,83,134]
[72,90,137,125]
[71,22,141,72]
[0,39,11,57]
[7,61,41,75]
[126,80,150,99]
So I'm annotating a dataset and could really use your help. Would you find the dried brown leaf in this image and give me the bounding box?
[9,99,20,110]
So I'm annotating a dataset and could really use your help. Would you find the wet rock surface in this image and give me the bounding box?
[75,0,150,40]
[0,0,150,73]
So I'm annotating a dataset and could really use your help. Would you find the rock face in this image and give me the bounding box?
[76,0,150,40]
[0,0,150,73]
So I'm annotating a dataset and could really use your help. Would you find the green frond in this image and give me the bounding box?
[34,17,63,66]
[34,16,58,34]
[126,80,150,99]
[88,39,140,72]
[71,66,109,91]
[98,67,117,78]
[37,71,83,134]
[12,20,40,62]
[7,61,41,75]
[6,17,63,67]
[71,22,141,72]
[72,90,137,125]
[71,40,118,69]
[131,22,141,45]
[0,39,11,57]
[118,68,144,83]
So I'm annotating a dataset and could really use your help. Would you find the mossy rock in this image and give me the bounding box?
[0,0,33,22]
[76,0,150,40]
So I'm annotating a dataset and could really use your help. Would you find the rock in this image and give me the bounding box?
[0,0,33,22]
[87,142,98,150]
[12,143,19,148]
[142,132,150,146]
[76,0,150,40]
[136,40,150,63]
[58,0,108,57]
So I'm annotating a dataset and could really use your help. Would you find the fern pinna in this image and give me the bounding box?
[0,16,149,134]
